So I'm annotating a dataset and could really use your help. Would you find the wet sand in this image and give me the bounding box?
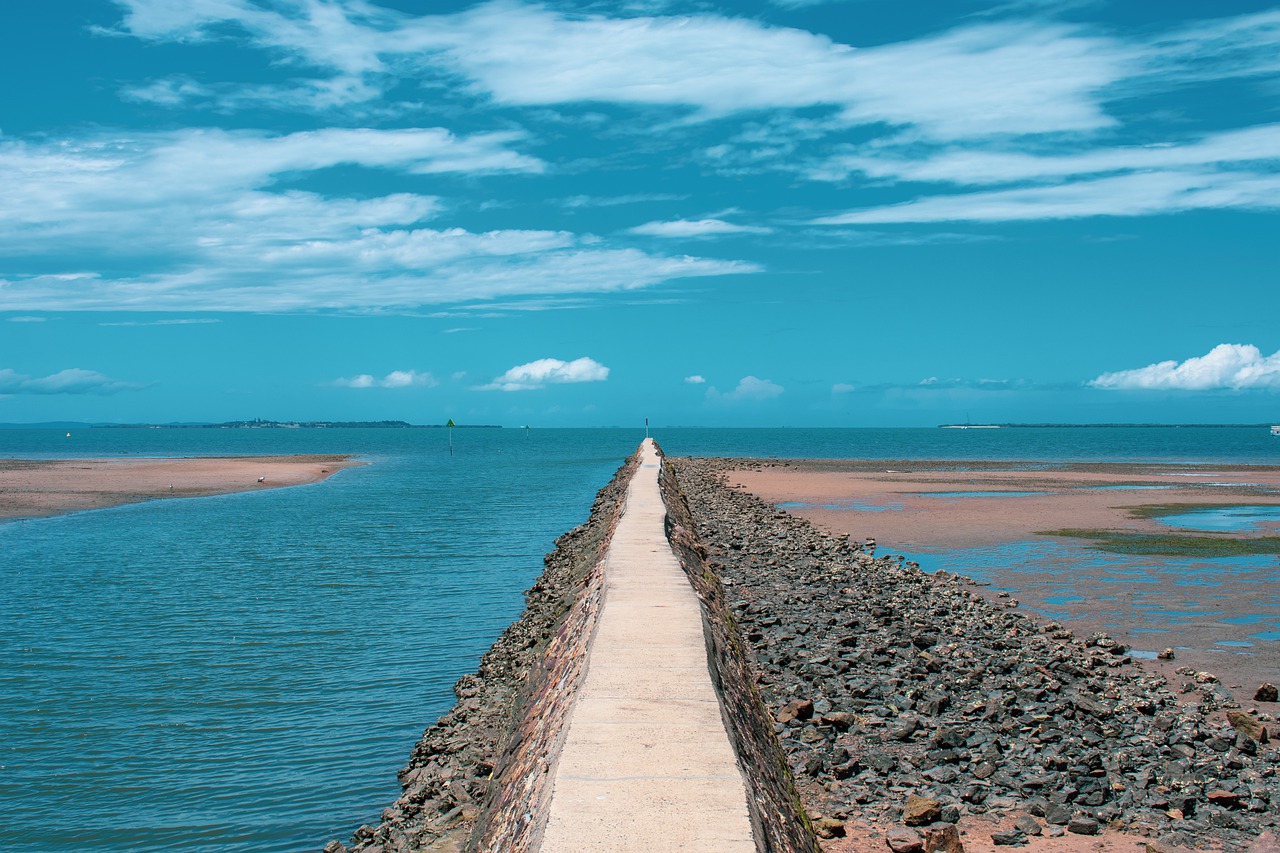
[726,459,1280,703]
[0,455,360,520]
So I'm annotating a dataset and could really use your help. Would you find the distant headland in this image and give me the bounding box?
[0,419,501,430]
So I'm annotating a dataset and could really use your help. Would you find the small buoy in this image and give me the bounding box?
[65,432,71,438]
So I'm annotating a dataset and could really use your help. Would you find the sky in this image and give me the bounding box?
[1,0,1278,427]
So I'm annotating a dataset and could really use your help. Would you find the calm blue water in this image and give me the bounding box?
[1155,504,1280,533]
[1,426,1277,852]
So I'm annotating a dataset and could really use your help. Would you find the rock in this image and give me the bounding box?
[323,843,349,853]
[814,817,846,839]
[1158,648,1176,660]
[1067,816,1100,836]
[1257,683,1279,703]
[1247,830,1280,853]
[991,829,1026,845]
[1044,803,1072,826]
[904,794,942,826]
[1014,815,1042,836]
[778,698,815,724]
[886,827,924,853]
[1227,709,1270,743]
[922,824,965,853]
[1208,789,1243,809]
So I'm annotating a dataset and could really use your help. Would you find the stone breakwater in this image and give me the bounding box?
[670,458,1279,852]
[326,450,639,853]
[657,447,821,852]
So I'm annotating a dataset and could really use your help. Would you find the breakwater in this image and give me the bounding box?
[671,457,1279,851]
[328,449,1279,853]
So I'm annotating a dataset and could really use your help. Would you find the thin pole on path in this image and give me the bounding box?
[446,418,455,456]
[645,416,649,439]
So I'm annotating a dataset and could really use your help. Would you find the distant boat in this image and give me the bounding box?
[1272,425,1280,437]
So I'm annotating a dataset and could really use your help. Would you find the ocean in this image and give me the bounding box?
[2,426,1277,852]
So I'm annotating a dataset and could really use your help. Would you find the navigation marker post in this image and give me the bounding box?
[446,418,455,456]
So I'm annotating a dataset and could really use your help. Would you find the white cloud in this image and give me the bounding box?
[814,170,1280,223]
[334,369,437,389]
[708,375,785,402]
[811,124,1280,186]
[479,357,610,391]
[832,382,856,394]
[0,128,755,312]
[684,374,706,384]
[99,318,222,326]
[1090,344,1280,391]
[629,218,773,238]
[0,368,140,395]
[7,316,47,323]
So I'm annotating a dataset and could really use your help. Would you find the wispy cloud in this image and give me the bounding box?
[0,368,140,395]
[0,128,755,312]
[832,382,855,394]
[478,357,610,391]
[6,316,47,323]
[708,375,785,402]
[629,218,773,238]
[1091,344,1280,391]
[99,318,222,326]
[334,369,437,389]
[684,374,706,384]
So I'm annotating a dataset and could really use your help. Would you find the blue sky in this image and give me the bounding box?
[1,0,1278,426]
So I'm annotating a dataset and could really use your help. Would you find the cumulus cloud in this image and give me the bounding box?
[479,357,610,391]
[0,368,140,395]
[708,375,785,402]
[334,369,437,389]
[628,218,773,238]
[1090,344,1280,391]
[684,375,706,384]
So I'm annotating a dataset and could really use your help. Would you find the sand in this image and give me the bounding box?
[0,455,360,520]
[726,459,1280,704]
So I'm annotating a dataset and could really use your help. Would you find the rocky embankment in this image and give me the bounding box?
[671,457,1279,852]
[325,451,638,853]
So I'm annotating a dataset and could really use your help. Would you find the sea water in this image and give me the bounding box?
[1,426,1277,851]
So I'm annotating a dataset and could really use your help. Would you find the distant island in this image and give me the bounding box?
[95,419,502,429]
[938,423,1274,429]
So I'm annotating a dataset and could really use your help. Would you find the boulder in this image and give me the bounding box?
[1256,683,1279,703]
[1227,710,1270,743]
[922,824,965,853]
[903,794,942,826]
[886,827,924,853]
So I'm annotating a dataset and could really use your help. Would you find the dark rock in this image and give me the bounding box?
[1014,814,1042,836]
[1067,816,1100,836]
[1044,804,1072,826]
[1257,683,1279,703]
[991,829,1026,846]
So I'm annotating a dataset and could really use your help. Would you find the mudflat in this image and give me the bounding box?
[725,459,1280,703]
[0,455,359,520]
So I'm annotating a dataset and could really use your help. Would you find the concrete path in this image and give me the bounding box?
[538,439,754,852]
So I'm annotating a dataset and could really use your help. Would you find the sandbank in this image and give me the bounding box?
[0,455,360,521]
[725,459,1280,703]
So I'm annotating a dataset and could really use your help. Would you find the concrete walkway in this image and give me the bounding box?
[538,439,754,852]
